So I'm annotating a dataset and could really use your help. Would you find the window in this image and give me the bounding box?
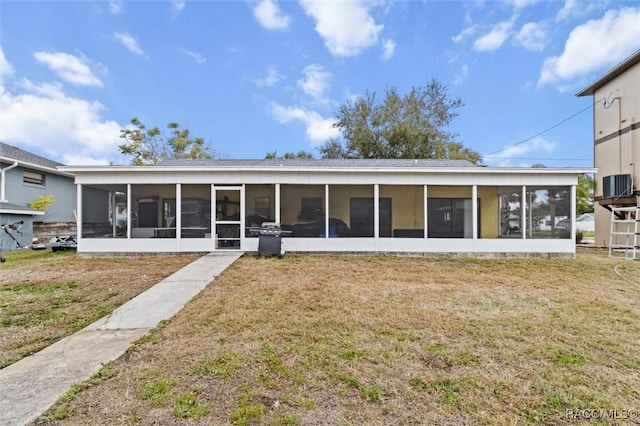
[23,170,45,186]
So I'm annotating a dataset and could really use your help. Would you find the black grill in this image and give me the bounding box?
[257,222,290,258]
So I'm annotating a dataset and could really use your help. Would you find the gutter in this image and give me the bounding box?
[0,161,18,202]
[0,156,74,178]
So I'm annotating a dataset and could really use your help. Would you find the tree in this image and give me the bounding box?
[28,195,55,211]
[576,174,594,214]
[318,79,481,164]
[119,118,213,165]
[265,150,315,159]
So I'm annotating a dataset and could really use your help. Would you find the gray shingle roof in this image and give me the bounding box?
[0,142,65,169]
[159,158,477,168]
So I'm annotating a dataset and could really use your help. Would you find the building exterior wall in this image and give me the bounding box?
[591,60,640,245]
[65,165,588,256]
[0,161,76,222]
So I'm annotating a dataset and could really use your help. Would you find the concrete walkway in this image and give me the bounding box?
[0,252,242,426]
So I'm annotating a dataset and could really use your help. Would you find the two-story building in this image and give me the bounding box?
[1,142,77,245]
[577,49,640,253]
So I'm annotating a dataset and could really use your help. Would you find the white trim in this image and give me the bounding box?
[0,209,45,215]
[472,185,478,240]
[61,165,596,175]
[275,183,281,223]
[176,184,182,239]
[126,184,132,239]
[374,184,380,239]
[571,185,576,247]
[77,184,82,240]
[78,236,575,254]
[424,185,428,239]
[325,184,329,239]
[0,156,74,177]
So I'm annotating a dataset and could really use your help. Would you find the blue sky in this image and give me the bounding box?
[0,0,638,167]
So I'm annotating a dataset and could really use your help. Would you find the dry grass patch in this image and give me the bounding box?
[0,249,199,368]
[41,249,640,425]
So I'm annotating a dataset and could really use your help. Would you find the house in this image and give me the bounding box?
[60,159,592,257]
[1,141,80,245]
[577,49,640,248]
[576,213,595,232]
[1,142,76,222]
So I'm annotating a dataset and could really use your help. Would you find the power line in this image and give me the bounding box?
[482,100,600,157]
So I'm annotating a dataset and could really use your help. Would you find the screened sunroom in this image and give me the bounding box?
[62,159,591,257]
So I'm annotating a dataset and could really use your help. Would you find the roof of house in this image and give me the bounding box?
[576,213,595,222]
[0,201,45,216]
[576,49,640,97]
[159,158,478,168]
[0,142,71,176]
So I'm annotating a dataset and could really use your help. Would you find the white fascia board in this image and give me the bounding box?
[65,166,595,187]
[0,157,74,178]
[60,165,597,175]
[0,208,45,215]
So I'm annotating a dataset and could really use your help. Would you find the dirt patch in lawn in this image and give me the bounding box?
[40,248,640,425]
[0,250,199,369]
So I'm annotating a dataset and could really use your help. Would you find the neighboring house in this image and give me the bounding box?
[61,159,592,257]
[538,215,569,231]
[576,213,595,232]
[577,49,640,248]
[1,142,76,222]
[556,214,593,232]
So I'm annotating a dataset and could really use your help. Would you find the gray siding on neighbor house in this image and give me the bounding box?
[1,161,77,222]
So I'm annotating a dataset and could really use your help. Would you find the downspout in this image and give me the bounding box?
[0,161,19,202]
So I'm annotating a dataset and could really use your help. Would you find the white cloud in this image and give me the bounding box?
[503,0,539,10]
[109,0,122,15]
[453,64,469,85]
[515,22,547,51]
[255,65,285,87]
[556,0,577,21]
[299,0,383,57]
[34,51,103,87]
[539,7,640,86]
[0,79,122,164]
[182,49,206,64]
[488,137,555,166]
[113,32,145,56]
[556,0,603,21]
[473,17,516,52]
[452,25,476,43]
[380,39,395,61]
[254,0,291,30]
[298,64,331,100]
[0,47,14,77]
[172,0,185,13]
[270,103,339,144]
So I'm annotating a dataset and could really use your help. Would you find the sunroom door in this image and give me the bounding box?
[213,187,243,250]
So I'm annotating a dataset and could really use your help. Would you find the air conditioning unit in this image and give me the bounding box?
[603,174,632,198]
